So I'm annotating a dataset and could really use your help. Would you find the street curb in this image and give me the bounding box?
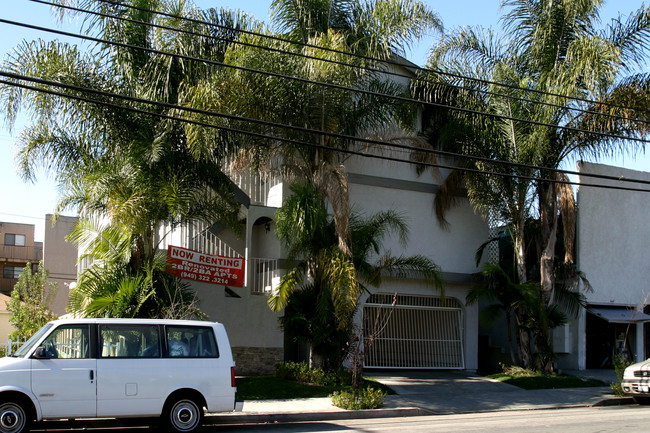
[205,407,423,425]
[591,396,635,407]
[204,396,634,426]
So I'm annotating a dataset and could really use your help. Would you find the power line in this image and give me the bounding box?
[4,69,650,188]
[30,0,650,128]
[2,73,650,194]
[0,212,45,221]
[2,16,648,147]
[66,0,650,115]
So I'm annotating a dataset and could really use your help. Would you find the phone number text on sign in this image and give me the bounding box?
[166,245,245,287]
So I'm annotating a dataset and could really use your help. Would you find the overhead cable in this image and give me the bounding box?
[2,72,650,194]
[64,0,650,115]
[1,16,648,148]
[30,0,650,128]
[4,69,650,187]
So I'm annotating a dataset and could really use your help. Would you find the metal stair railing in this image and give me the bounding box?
[221,155,283,207]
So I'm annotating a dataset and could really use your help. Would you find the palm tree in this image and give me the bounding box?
[499,0,650,306]
[185,0,442,255]
[66,216,206,319]
[418,0,650,370]
[0,0,254,316]
[270,181,442,368]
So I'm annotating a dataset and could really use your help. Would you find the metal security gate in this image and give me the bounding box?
[363,293,464,369]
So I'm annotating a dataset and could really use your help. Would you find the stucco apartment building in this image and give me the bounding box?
[159,154,488,375]
[569,162,650,370]
[150,57,491,375]
[0,221,42,296]
[0,215,78,321]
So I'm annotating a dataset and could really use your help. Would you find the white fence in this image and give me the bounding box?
[0,339,27,355]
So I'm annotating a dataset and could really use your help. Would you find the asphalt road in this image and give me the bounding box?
[30,405,650,432]
[214,406,650,433]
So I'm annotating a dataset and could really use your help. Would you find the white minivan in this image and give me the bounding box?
[0,318,242,433]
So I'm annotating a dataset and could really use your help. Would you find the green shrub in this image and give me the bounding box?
[330,386,386,410]
[275,361,352,387]
[500,364,538,377]
[611,354,633,396]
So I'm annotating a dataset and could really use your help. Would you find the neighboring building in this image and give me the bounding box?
[568,161,650,370]
[43,214,78,316]
[0,216,78,317]
[478,161,650,371]
[0,293,14,346]
[0,221,42,295]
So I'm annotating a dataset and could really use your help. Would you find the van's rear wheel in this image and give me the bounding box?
[0,401,30,433]
[163,396,203,432]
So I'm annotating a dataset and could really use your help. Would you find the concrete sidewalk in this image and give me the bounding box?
[208,369,633,425]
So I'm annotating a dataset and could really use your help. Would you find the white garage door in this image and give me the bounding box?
[363,293,464,369]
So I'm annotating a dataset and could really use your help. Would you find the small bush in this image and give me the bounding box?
[275,361,351,387]
[611,354,633,396]
[489,363,607,390]
[500,364,538,377]
[330,386,386,410]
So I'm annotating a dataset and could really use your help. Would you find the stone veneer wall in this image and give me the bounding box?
[232,347,284,376]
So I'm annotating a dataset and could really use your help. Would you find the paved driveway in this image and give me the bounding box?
[369,370,617,414]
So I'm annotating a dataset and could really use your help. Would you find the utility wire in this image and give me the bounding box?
[30,0,650,128]
[2,73,650,194]
[2,16,648,148]
[4,69,650,187]
[71,0,650,115]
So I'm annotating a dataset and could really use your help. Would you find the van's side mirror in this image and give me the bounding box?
[32,347,47,359]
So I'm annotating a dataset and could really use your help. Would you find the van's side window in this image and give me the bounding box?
[40,325,90,359]
[100,324,160,358]
[166,326,219,358]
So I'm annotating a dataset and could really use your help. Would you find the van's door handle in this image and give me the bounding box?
[89,370,94,381]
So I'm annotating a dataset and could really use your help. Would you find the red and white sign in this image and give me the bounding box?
[166,245,245,287]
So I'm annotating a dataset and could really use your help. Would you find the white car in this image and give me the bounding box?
[622,358,650,404]
[0,318,242,433]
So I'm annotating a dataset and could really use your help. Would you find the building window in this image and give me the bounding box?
[4,234,26,246]
[2,266,23,279]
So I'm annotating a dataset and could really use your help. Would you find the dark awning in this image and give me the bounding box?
[590,307,650,323]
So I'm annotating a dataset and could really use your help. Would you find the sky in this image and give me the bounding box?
[0,0,647,240]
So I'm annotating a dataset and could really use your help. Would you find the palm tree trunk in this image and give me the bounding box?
[514,307,532,368]
[505,311,518,366]
[539,182,558,306]
[537,181,558,372]
[513,225,532,367]
[309,344,325,369]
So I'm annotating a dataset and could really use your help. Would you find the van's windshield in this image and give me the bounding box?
[12,323,54,357]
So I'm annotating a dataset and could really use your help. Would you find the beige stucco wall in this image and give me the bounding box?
[43,214,78,316]
[0,294,15,344]
[577,162,650,307]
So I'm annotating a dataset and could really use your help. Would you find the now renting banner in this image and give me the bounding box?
[166,245,245,287]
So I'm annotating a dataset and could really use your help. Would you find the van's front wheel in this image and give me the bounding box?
[0,401,30,433]
[163,396,203,432]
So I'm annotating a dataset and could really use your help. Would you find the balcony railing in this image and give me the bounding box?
[0,245,40,262]
[249,258,280,295]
